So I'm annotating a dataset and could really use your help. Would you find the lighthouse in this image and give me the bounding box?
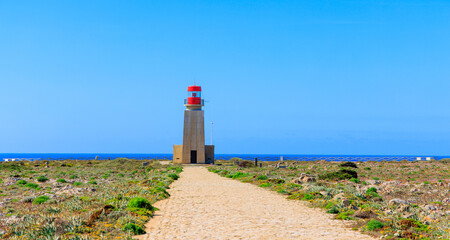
[173,85,214,164]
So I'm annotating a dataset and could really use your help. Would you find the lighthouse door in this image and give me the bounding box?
[190,151,197,164]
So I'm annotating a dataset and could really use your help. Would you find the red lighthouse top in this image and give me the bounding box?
[185,85,204,108]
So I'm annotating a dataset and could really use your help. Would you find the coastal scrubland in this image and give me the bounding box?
[0,159,182,239]
[209,159,450,240]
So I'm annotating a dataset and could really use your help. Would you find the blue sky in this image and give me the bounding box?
[0,1,449,155]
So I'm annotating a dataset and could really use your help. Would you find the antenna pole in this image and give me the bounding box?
[211,121,213,145]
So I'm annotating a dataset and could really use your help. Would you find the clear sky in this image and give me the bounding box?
[0,1,449,155]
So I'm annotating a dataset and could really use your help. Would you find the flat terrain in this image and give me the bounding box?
[136,166,374,240]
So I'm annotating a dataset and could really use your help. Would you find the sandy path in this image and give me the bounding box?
[135,166,374,240]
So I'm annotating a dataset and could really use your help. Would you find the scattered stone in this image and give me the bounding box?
[332,193,345,200]
[341,198,350,207]
[389,199,408,206]
[402,213,416,219]
[421,205,437,212]
[319,191,332,198]
[397,204,410,213]
[291,173,316,184]
[367,180,382,185]
[442,198,450,205]
[353,210,373,219]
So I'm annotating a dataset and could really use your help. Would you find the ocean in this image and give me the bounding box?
[0,153,449,162]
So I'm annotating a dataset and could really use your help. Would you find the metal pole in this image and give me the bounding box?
[211,121,213,145]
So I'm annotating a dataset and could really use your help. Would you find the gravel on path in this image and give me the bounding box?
[135,165,374,240]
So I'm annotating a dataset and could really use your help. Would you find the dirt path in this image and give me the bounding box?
[135,166,374,240]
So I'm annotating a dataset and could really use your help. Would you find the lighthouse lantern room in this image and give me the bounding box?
[173,85,214,164]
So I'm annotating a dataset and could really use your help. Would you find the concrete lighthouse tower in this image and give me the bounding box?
[173,85,214,164]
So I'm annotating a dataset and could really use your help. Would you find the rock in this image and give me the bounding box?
[90,188,96,192]
[442,198,450,205]
[402,213,416,219]
[333,193,345,200]
[421,205,438,212]
[397,204,410,213]
[389,199,408,206]
[353,210,373,219]
[438,182,445,187]
[292,174,316,184]
[384,209,393,215]
[4,215,20,224]
[319,191,332,198]
[444,211,450,216]
[367,180,382,185]
[410,188,420,193]
[341,198,350,207]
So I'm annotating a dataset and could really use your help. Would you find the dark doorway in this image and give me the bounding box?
[190,150,197,164]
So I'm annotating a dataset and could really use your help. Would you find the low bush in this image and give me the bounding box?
[16,180,27,185]
[256,175,268,180]
[326,207,339,214]
[259,183,271,187]
[340,162,358,168]
[366,187,377,194]
[168,173,179,180]
[88,181,97,185]
[319,169,357,180]
[56,178,66,183]
[36,176,49,182]
[336,210,355,220]
[33,196,50,204]
[232,172,246,179]
[349,178,360,183]
[122,223,145,235]
[25,183,39,189]
[238,160,254,168]
[366,219,384,231]
[128,197,155,211]
[73,182,83,186]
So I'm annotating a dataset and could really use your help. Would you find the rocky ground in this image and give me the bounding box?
[0,159,182,239]
[209,159,450,240]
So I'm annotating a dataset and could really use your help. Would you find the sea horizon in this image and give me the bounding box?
[1,153,449,162]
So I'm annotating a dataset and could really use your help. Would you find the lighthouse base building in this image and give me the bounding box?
[173,85,214,164]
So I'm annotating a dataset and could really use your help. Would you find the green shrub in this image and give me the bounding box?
[366,187,377,193]
[366,219,384,231]
[339,162,358,168]
[232,172,246,179]
[0,178,3,183]
[349,178,360,183]
[88,181,97,185]
[259,183,272,187]
[36,176,49,182]
[117,173,124,177]
[336,210,355,220]
[16,180,28,185]
[69,175,78,179]
[326,207,339,214]
[25,183,39,189]
[73,182,83,186]
[168,173,179,180]
[302,194,314,201]
[33,196,50,204]
[319,169,357,180]
[128,197,155,211]
[122,223,145,234]
[56,178,66,183]
[238,160,254,168]
[256,175,268,180]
